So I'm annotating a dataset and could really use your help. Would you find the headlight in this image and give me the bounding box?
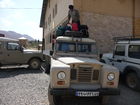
[57,72,66,80]
[107,73,115,81]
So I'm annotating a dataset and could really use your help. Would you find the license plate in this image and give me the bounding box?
[76,91,99,97]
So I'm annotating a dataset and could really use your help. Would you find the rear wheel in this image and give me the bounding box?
[29,58,41,70]
[126,72,140,91]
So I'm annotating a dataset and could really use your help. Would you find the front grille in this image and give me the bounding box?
[78,67,92,82]
[71,69,77,80]
[70,66,100,83]
[92,70,99,80]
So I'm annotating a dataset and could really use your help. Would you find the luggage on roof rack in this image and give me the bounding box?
[64,31,89,38]
[80,25,88,30]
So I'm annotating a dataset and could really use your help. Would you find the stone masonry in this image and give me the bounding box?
[81,12,132,53]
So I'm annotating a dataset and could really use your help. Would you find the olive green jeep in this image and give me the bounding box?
[0,37,43,69]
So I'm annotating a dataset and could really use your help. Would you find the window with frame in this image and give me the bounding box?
[53,8,55,18]
[50,14,51,23]
[55,4,57,16]
[45,21,47,29]
[115,45,125,56]
[48,14,51,25]
[48,0,50,8]
[128,45,140,59]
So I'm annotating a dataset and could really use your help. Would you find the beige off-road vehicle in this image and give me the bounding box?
[42,36,120,105]
[0,37,43,69]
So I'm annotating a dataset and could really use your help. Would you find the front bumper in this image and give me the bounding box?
[50,88,120,96]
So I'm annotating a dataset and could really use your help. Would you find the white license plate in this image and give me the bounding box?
[76,91,99,97]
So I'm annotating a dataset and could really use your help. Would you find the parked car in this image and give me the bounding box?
[42,35,120,105]
[0,37,44,69]
[101,37,140,91]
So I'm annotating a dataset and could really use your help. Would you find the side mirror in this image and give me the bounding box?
[113,50,116,58]
[19,46,24,52]
[50,50,54,56]
[99,53,103,59]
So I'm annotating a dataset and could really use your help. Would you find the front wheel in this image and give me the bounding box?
[48,85,62,105]
[126,72,140,91]
[28,58,41,70]
[100,96,109,105]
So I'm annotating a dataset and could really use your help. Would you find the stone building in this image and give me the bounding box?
[40,0,140,53]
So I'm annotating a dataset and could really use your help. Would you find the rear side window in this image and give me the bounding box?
[115,45,125,56]
[129,45,140,59]
[7,42,20,50]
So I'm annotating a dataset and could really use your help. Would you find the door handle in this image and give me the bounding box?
[117,59,122,62]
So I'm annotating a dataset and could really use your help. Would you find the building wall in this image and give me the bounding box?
[42,0,140,53]
[44,0,73,50]
[73,0,134,53]
[81,12,132,53]
[135,0,140,37]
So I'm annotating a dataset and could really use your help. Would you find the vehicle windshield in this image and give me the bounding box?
[56,42,97,54]
[57,42,75,52]
[77,43,91,53]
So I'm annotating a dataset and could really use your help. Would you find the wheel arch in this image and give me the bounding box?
[124,66,140,78]
[100,59,106,63]
[28,57,42,64]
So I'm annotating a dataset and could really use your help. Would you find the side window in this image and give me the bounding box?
[129,45,140,59]
[115,45,125,56]
[7,42,20,50]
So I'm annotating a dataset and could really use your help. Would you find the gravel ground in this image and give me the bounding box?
[0,68,140,105]
[0,69,49,105]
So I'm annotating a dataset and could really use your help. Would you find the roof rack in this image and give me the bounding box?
[113,36,140,42]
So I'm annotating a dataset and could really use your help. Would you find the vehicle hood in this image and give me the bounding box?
[102,53,113,59]
[24,49,41,53]
[57,57,102,65]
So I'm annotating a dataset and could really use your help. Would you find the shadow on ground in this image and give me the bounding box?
[0,68,42,78]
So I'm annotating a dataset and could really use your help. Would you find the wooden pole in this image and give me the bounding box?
[132,0,135,38]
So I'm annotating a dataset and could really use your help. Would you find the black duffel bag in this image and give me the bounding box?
[80,29,89,38]
[65,31,83,37]
[80,25,88,30]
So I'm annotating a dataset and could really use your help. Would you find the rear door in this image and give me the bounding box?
[127,44,140,68]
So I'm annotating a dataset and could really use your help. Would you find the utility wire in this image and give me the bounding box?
[0,8,41,9]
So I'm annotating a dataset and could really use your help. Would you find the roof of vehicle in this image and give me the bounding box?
[0,37,18,42]
[114,37,140,44]
[117,40,140,44]
[56,36,96,43]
